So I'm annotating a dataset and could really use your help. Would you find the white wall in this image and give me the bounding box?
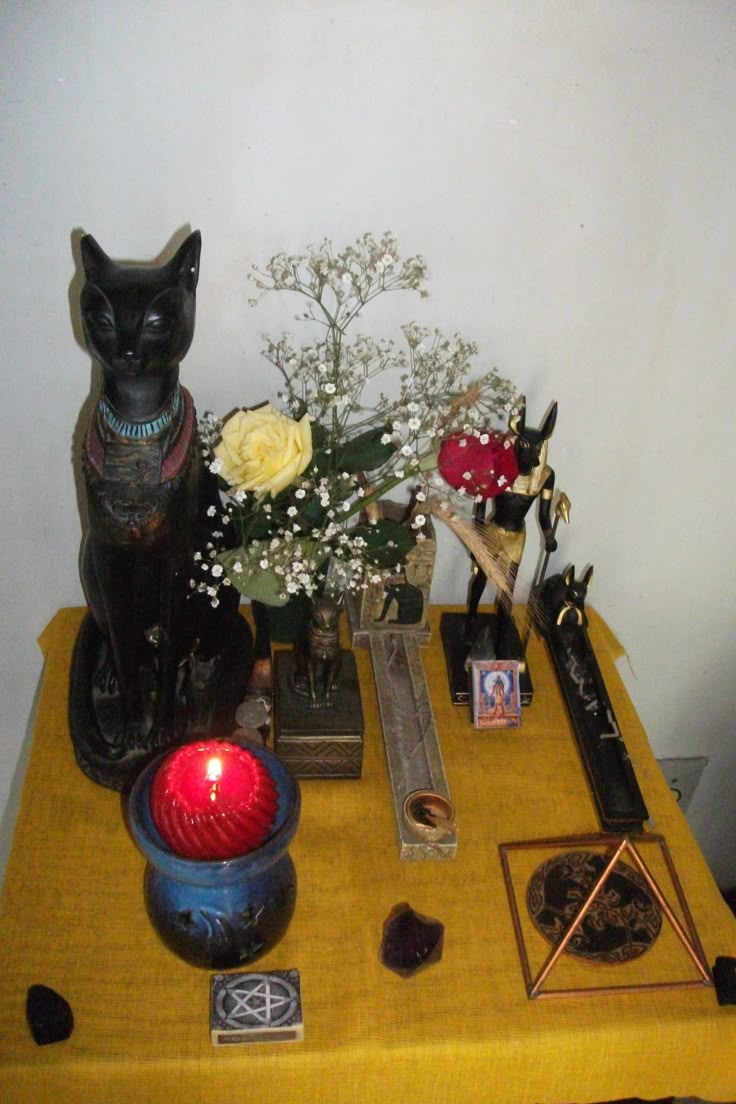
[1,0,735,886]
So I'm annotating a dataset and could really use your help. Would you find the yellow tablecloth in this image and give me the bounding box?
[1,607,734,1104]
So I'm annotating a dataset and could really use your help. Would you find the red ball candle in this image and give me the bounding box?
[150,741,279,861]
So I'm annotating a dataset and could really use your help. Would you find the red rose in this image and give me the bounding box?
[437,430,519,499]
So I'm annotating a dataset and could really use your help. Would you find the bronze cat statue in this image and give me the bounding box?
[68,230,252,789]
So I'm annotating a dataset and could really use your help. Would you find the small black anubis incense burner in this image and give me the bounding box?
[68,230,253,789]
[536,565,649,832]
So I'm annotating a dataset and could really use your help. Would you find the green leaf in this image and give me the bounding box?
[238,509,274,542]
[336,426,396,474]
[306,422,331,477]
[351,518,415,568]
[299,493,327,529]
[215,549,290,606]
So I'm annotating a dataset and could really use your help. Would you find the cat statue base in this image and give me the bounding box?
[68,230,253,790]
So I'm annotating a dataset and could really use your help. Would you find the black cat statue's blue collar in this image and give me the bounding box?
[98,383,182,439]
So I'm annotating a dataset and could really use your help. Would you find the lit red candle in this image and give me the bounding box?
[150,740,279,861]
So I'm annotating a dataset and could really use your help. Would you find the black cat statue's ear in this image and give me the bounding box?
[80,234,111,281]
[79,230,201,290]
[169,230,201,292]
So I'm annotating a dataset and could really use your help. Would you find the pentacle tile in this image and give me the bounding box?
[210,969,303,1045]
[526,850,662,964]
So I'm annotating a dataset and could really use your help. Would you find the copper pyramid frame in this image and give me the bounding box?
[499,832,713,1000]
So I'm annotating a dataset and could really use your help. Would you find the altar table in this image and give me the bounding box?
[0,606,734,1104]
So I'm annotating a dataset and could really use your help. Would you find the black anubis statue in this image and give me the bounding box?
[465,398,559,660]
[68,231,253,789]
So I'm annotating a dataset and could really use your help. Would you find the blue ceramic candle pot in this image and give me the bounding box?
[128,741,300,969]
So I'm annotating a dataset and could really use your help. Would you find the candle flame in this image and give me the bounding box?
[206,757,222,783]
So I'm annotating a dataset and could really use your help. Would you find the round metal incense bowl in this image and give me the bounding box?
[402,790,456,842]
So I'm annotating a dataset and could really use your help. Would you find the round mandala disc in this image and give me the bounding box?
[526,850,662,964]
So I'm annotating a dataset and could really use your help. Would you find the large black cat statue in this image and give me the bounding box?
[69,230,253,789]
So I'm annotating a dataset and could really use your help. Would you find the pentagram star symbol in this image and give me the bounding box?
[174,909,196,930]
[222,975,298,1028]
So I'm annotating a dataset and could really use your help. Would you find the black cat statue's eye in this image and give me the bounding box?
[69,230,253,789]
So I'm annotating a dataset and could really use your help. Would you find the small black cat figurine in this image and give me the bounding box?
[292,596,343,708]
[69,230,252,789]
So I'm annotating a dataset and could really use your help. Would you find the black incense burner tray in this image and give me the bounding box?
[536,569,649,833]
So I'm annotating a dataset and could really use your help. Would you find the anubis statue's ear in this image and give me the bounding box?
[80,234,111,280]
[539,400,558,441]
[582,564,594,589]
[170,230,201,292]
[564,564,575,586]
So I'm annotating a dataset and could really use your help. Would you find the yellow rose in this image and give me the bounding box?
[214,403,313,497]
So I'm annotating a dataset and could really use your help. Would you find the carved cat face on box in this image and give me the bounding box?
[79,231,201,420]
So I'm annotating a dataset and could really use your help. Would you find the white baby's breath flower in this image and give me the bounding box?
[324,382,337,395]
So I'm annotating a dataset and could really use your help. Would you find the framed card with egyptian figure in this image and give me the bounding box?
[471,660,522,730]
